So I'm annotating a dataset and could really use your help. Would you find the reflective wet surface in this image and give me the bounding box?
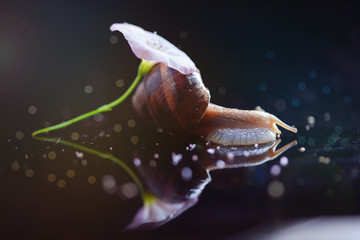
[1,1,360,239]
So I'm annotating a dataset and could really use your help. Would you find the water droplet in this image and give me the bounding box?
[149,160,157,167]
[280,156,288,166]
[130,136,139,145]
[307,137,315,146]
[15,131,24,140]
[275,99,287,112]
[81,159,87,166]
[127,119,136,128]
[265,50,275,60]
[335,125,343,134]
[308,70,317,79]
[326,188,334,197]
[333,174,342,183]
[115,79,124,87]
[207,148,215,154]
[270,164,281,176]
[48,173,56,182]
[291,98,300,107]
[71,132,80,141]
[188,143,196,151]
[48,151,56,160]
[102,175,117,194]
[344,95,352,104]
[181,167,193,181]
[268,180,285,198]
[88,176,96,184]
[350,168,359,179]
[133,158,141,166]
[179,30,188,39]
[218,86,226,95]
[93,113,103,122]
[324,112,331,122]
[28,105,37,115]
[66,169,75,178]
[319,156,330,164]
[296,178,305,186]
[258,82,267,92]
[307,116,315,127]
[216,160,226,169]
[113,124,122,133]
[57,179,66,188]
[322,85,331,94]
[110,35,118,44]
[120,182,138,198]
[226,152,234,160]
[84,85,93,94]
[75,151,83,158]
[172,153,183,166]
[298,81,307,90]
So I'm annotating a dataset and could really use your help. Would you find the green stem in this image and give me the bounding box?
[34,136,145,192]
[32,60,155,137]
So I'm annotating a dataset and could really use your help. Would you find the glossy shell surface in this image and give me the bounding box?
[132,63,210,131]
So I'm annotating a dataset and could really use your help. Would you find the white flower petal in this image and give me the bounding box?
[110,23,198,74]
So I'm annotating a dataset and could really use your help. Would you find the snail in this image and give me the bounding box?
[132,62,297,146]
[106,23,297,146]
[30,23,297,144]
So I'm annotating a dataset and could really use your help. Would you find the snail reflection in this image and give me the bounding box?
[35,136,296,231]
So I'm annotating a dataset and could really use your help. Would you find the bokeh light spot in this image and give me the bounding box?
[88,176,96,184]
[127,119,136,128]
[15,131,24,140]
[57,179,66,188]
[110,35,118,44]
[322,85,331,94]
[181,167,193,181]
[102,175,117,194]
[259,82,267,92]
[84,85,93,94]
[218,86,226,95]
[120,182,139,198]
[265,50,275,60]
[291,98,300,107]
[275,99,287,112]
[308,70,317,79]
[298,81,307,90]
[115,79,124,88]
[25,169,34,178]
[268,180,285,198]
[71,132,80,141]
[344,95,352,104]
[48,173,56,183]
[11,162,20,171]
[130,135,139,145]
[48,151,56,160]
[66,169,75,178]
[28,105,37,115]
[113,124,122,133]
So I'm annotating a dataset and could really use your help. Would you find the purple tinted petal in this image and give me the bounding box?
[110,23,198,74]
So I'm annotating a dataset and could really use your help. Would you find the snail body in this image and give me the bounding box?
[132,63,297,145]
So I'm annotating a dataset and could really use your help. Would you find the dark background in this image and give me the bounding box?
[1,1,360,239]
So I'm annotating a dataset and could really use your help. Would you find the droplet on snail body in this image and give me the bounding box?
[172,153,183,166]
[181,167,193,181]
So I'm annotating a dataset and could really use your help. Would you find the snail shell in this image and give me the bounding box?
[132,63,297,145]
[132,63,210,131]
